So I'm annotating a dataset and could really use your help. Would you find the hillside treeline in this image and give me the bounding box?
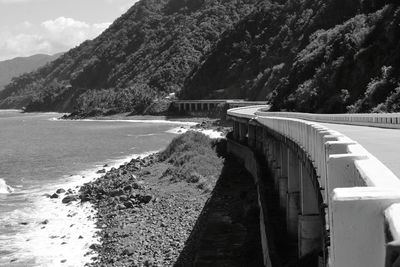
[181,0,400,113]
[2,0,400,115]
[0,0,258,115]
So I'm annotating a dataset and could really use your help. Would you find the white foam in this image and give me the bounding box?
[0,179,14,194]
[0,109,22,112]
[0,150,159,266]
[51,117,198,126]
[167,126,225,139]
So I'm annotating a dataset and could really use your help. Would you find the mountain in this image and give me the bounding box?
[0,53,62,91]
[181,0,400,113]
[0,0,259,115]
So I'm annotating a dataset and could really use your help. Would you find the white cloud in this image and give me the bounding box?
[0,17,111,60]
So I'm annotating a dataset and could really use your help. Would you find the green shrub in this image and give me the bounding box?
[160,131,224,189]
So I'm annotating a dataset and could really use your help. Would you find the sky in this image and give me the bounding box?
[0,0,139,61]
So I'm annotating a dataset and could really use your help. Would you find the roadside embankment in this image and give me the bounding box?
[77,130,263,266]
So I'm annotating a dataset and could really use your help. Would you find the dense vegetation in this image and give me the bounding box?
[3,0,400,114]
[0,0,258,115]
[0,53,61,91]
[160,131,224,191]
[181,0,400,113]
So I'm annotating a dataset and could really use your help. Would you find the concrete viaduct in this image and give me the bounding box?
[172,99,267,113]
[226,105,400,267]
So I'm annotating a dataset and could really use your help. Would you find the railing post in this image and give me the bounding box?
[329,188,400,267]
[238,122,247,143]
[384,204,400,267]
[299,161,322,258]
[287,147,300,240]
[279,143,289,215]
[248,123,256,148]
[233,121,240,141]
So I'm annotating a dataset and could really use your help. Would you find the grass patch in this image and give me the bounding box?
[160,131,224,191]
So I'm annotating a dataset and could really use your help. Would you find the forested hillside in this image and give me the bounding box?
[0,0,258,114]
[0,53,61,91]
[181,0,400,113]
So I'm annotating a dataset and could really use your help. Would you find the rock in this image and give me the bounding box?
[144,259,154,267]
[61,259,67,263]
[132,182,140,189]
[41,219,49,225]
[119,195,128,202]
[89,243,101,250]
[109,189,124,197]
[56,188,66,194]
[138,195,152,204]
[50,193,59,199]
[78,235,83,239]
[123,201,134,209]
[43,193,52,198]
[132,181,145,190]
[79,194,91,202]
[62,195,78,204]
[20,222,29,225]
[123,185,132,191]
[132,207,140,213]
[103,164,109,167]
[122,248,135,256]
[116,204,126,210]
[97,169,106,174]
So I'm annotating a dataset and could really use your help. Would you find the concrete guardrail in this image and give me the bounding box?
[227,106,400,267]
[257,109,400,129]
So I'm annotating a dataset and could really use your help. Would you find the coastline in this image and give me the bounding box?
[76,128,263,266]
[78,133,217,266]
[67,118,230,266]
[1,113,233,266]
[0,150,160,266]
[57,112,232,137]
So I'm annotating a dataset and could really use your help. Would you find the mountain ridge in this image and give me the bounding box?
[0,0,259,114]
[0,53,62,92]
[2,0,400,115]
[181,0,400,113]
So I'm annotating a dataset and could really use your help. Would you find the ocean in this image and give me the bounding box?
[0,110,194,266]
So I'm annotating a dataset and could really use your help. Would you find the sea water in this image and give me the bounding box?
[0,110,193,266]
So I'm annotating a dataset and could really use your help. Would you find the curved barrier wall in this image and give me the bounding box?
[257,110,400,129]
[227,107,400,267]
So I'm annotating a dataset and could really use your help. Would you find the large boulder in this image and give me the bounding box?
[62,195,78,204]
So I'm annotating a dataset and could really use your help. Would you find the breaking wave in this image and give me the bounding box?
[0,179,14,194]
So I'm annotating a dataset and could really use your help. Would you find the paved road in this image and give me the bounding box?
[229,106,400,178]
[319,123,400,178]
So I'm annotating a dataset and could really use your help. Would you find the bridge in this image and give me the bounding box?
[172,99,267,113]
[226,106,400,267]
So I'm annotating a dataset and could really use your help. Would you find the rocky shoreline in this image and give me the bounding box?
[48,120,262,266]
